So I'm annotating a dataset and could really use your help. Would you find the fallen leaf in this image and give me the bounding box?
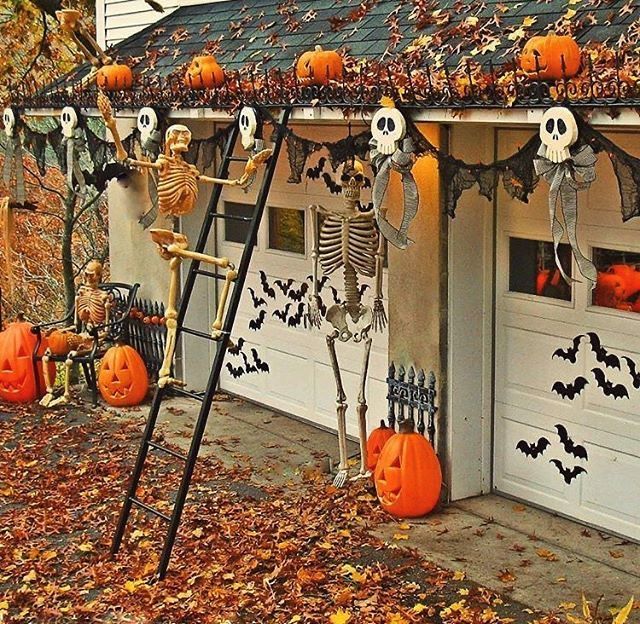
[498,569,516,584]
[453,570,466,581]
[329,610,352,624]
[393,533,409,541]
[536,548,558,561]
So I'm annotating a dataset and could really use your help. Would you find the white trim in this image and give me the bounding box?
[96,0,106,49]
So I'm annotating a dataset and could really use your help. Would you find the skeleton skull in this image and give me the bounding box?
[540,107,578,164]
[60,106,78,139]
[137,107,158,146]
[3,108,15,138]
[165,124,192,154]
[339,159,365,206]
[238,106,258,151]
[83,259,103,288]
[371,107,406,156]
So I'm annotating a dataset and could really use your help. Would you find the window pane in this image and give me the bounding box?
[509,238,572,301]
[593,248,640,313]
[269,206,305,254]
[224,201,253,244]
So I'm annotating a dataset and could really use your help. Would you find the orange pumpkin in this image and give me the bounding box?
[594,272,627,309]
[96,63,134,91]
[0,317,54,403]
[374,419,442,518]
[296,45,343,86]
[46,329,72,356]
[98,344,149,407]
[519,32,581,81]
[366,420,395,472]
[184,55,225,90]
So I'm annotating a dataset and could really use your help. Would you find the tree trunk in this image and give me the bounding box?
[62,190,76,314]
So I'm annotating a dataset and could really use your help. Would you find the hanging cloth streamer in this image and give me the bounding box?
[2,135,26,206]
[370,136,419,250]
[534,143,598,288]
[138,128,162,229]
[62,128,87,196]
[0,197,14,294]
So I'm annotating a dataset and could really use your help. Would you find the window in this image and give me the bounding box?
[592,247,640,313]
[268,206,305,255]
[224,201,254,244]
[509,237,572,301]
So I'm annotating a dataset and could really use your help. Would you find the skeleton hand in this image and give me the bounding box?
[372,297,387,333]
[306,295,323,329]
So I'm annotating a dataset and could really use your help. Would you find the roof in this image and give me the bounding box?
[18,0,640,110]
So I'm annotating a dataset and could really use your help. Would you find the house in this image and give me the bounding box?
[17,0,640,544]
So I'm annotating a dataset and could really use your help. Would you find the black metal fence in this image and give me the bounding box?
[387,362,437,446]
[126,297,166,380]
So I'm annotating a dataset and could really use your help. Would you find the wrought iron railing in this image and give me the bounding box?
[127,297,166,380]
[386,362,437,446]
[13,53,640,111]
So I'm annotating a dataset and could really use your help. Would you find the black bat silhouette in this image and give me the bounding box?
[555,424,588,460]
[288,282,309,302]
[306,156,327,181]
[251,348,270,373]
[287,303,306,328]
[552,376,588,400]
[272,303,292,322]
[322,171,342,195]
[227,337,245,356]
[307,275,330,291]
[516,437,551,459]
[358,284,371,297]
[622,356,640,389]
[552,335,584,364]
[226,362,246,379]
[274,278,295,295]
[329,286,341,304]
[248,287,267,309]
[94,161,130,193]
[259,270,276,299]
[591,368,629,399]
[249,310,266,331]
[549,459,588,484]
[586,332,620,369]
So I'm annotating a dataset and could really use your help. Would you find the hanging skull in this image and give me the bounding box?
[3,108,15,138]
[371,107,406,156]
[238,106,258,151]
[137,107,159,146]
[60,106,78,139]
[338,159,365,206]
[539,107,578,164]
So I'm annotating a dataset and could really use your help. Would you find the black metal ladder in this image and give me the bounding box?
[111,108,292,579]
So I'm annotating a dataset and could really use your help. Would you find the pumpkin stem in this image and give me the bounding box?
[398,418,415,434]
[15,312,25,322]
[380,419,387,429]
[314,45,323,52]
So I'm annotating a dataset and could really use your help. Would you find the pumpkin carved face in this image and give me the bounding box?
[519,32,581,81]
[374,421,442,518]
[96,64,134,91]
[296,46,343,86]
[0,319,53,403]
[98,345,149,407]
[366,420,395,472]
[184,56,225,90]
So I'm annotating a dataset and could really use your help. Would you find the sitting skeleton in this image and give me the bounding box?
[150,229,237,389]
[40,260,112,407]
[307,159,387,487]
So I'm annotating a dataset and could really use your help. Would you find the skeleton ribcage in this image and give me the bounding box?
[77,288,108,326]
[158,164,199,217]
[319,214,378,278]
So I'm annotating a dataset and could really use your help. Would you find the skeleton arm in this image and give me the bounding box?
[306,204,323,329]
[198,148,273,189]
[126,158,162,171]
[372,231,387,333]
[97,92,129,162]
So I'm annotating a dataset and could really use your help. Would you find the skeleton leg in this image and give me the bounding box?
[39,349,56,407]
[353,337,373,479]
[326,331,349,487]
[211,268,238,339]
[49,351,78,407]
[158,257,184,388]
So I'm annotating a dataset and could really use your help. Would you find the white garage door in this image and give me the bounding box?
[214,124,389,437]
[494,129,640,541]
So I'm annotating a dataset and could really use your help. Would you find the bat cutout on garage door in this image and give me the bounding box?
[591,368,629,400]
[247,287,267,309]
[555,424,588,460]
[516,437,550,459]
[551,376,588,400]
[586,332,620,370]
[622,356,640,389]
[552,334,585,363]
[549,459,588,484]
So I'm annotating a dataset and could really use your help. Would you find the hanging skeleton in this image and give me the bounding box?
[307,159,387,487]
[60,106,87,196]
[136,107,163,228]
[237,106,266,190]
[2,107,26,205]
[534,107,598,287]
[369,102,419,250]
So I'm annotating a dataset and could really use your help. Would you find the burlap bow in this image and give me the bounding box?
[534,143,598,288]
[370,136,419,250]
[2,132,26,205]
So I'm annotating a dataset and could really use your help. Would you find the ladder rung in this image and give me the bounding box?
[169,386,205,402]
[194,269,226,280]
[180,326,216,341]
[209,212,253,222]
[147,440,188,462]
[225,156,246,162]
[129,497,171,522]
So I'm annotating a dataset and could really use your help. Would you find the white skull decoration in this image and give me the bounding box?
[60,106,78,139]
[3,108,15,138]
[137,107,159,146]
[238,106,258,151]
[371,107,406,156]
[540,107,578,164]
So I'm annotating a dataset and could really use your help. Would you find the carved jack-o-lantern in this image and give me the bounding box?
[184,55,225,90]
[296,45,343,86]
[366,420,395,472]
[374,420,442,518]
[0,317,53,403]
[96,64,134,91]
[519,32,581,81]
[98,345,149,407]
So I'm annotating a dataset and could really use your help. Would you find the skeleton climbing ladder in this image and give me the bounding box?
[111,108,292,579]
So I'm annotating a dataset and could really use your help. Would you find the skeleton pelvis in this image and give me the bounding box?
[46,330,91,356]
[326,304,372,343]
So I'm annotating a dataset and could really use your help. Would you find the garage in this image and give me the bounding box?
[493,128,640,541]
